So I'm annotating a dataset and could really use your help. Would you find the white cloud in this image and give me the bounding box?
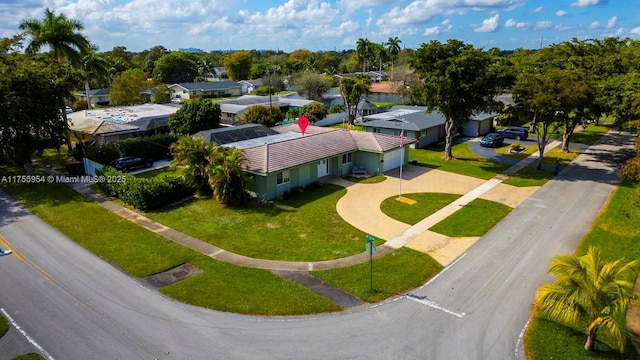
[533,6,543,13]
[630,26,640,35]
[475,14,499,33]
[556,10,567,16]
[534,21,553,30]
[505,18,527,30]
[571,0,605,6]
[607,16,617,28]
[555,24,572,31]
[423,26,441,36]
[590,21,600,29]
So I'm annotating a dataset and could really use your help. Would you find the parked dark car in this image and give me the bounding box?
[111,156,153,172]
[497,126,529,140]
[479,133,504,147]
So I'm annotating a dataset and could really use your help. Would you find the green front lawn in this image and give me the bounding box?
[409,142,511,180]
[146,184,377,261]
[380,193,461,225]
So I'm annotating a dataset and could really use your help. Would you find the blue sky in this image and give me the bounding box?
[1,0,638,53]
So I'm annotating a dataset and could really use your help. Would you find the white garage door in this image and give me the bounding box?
[383,149,403,172]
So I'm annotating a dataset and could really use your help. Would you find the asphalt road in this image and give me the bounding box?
[0,130,635,360]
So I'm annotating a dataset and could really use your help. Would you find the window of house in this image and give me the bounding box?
[276,170,290,185]
[421,129,427,136]
[342,153,352,164]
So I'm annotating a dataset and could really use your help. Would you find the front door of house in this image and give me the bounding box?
[317,159,329,177]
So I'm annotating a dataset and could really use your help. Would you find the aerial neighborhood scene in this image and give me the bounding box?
[3,0,640,359]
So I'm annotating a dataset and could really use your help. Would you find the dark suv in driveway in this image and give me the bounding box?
[111,156,153,172]
[479,133,504,147]
[498,126,529,140]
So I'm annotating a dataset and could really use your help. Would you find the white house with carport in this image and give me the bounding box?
[216,124,413,201]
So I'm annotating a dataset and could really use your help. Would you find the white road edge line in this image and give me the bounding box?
[515,317,531,360]
[405,295,465,318]
[1,308,56,360]
[419,252,467,290]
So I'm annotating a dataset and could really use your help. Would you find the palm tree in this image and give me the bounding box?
[386,36,402,60]
[356,38,372,73]
[81,52,111,109]
[197,60,215,79]
[208,146,250,206]
[19,8,92,67]
[386,36,402,74]
[535,246,640,352]
[170,136,212,195]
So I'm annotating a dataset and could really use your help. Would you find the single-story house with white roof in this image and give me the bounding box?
[68,104,178,145]
[216,123,413,200]
[167,81,243,101]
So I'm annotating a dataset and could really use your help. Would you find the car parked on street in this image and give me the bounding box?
[479,133,504,147]
[171,97,184,104]
[497,126,529,140]
[111,156,154,172]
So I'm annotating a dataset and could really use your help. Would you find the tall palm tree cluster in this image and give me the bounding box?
[170,136,250,206]
[355,36,402,74]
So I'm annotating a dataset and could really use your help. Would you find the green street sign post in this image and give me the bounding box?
[365,235,376,290]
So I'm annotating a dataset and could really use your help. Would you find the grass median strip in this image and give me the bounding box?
[380,193,462,225]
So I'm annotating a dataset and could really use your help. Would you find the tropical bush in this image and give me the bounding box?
[96,166,194,210]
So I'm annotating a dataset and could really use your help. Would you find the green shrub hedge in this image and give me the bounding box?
[96,166,194,210]
[116,133,179,161]
[86,134,180,166]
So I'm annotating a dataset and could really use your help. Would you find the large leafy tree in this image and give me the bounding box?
[19,8,92,67]
[208,146,250,206]
[410,40,506,160]
[535,247,640,352]
[110,68,152,105]
[168,98,221,135]
[223,50,252,81]
[0,51,78,174]
[291,72,332,100]
[152,51,198,84]
[241,105,283,127]
[339,76,372,125]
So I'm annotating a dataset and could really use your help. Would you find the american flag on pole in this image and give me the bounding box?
[399,132,404,148]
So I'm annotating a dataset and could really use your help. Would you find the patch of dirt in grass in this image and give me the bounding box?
[142,263,202,288]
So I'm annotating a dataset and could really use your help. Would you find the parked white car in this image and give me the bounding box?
[171,97,184,104]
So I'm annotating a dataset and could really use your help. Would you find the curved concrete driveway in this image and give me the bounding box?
[334,164,539,265]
